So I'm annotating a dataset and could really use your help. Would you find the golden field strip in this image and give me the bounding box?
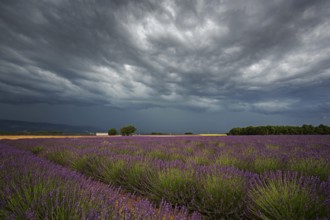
[0,134,227,140]
[0,135,93,140]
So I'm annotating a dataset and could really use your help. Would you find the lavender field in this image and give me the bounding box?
[1,135,330,219]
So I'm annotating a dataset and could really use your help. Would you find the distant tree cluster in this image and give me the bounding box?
[228,124,330,135]
[120,125,136,136]
[107,125,137,136]
[108,128,117,136]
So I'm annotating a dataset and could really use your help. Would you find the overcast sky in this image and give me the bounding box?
[1,0,330,133]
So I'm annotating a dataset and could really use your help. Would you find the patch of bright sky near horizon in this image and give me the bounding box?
[0,0,330,132]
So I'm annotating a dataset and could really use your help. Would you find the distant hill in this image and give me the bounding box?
[0,119,99,134]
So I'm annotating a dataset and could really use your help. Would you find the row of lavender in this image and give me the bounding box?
[3,135,330,219]
[0,143,200,219]
[9,135,330,179]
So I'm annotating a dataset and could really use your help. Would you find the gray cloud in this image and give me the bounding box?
[1,0,330,119]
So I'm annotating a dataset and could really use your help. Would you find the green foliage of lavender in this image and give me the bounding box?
[31,146,44,154]
[2,135,330,219]
[151,168,199,208]
[248,171,329,219]
[195,172,247,219]
[122,162,157,195]
[289,157,330,181]
[45,150,74,166]
[253,157,284,173]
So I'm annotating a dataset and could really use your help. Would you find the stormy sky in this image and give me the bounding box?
[1,0,330,133]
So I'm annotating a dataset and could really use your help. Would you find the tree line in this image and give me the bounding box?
[228,124,330,135]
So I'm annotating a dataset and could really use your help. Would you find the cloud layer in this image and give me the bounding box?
[1,0,330,117]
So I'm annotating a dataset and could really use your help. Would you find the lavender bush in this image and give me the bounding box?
[248,171,329,219]
[193,167,248,219]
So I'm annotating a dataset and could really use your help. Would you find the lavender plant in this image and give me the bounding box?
[253,157,284,173]
[31,146,44,155]
[122,162,157,196]
[195,173,246,219]
[45,150,74,166]
[151,168,199,209]
[216,154,240,167]
[289,157,330,181]
[248,171,329,219]
[97,158,127,186]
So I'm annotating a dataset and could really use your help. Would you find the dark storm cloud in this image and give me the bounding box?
[1,0,330,116]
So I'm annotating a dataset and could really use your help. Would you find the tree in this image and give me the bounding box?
[108,128,117,136]
[120,125,136,136]
[302,124,314,134]
[229,127,242,135]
